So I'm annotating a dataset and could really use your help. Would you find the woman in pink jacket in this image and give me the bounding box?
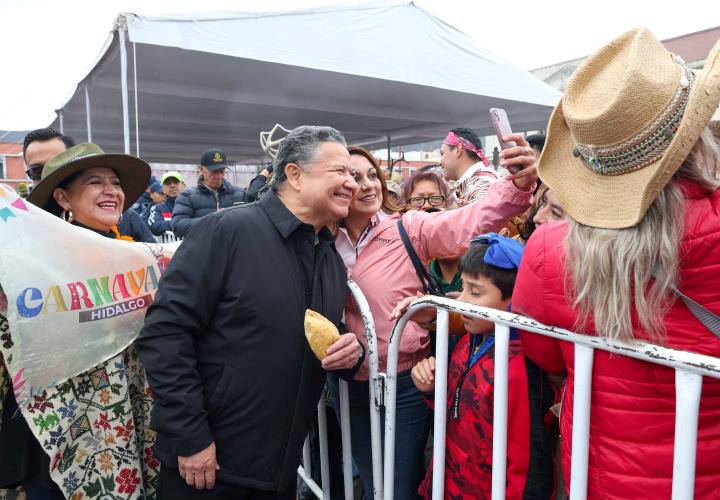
[513,29,720,498]
[327,143,537,499]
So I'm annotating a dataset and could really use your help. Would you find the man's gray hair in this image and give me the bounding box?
[271,126,347,192]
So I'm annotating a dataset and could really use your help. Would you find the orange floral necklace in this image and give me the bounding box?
[110,225,135,242]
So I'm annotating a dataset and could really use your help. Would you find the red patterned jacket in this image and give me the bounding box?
[419,332,556,499]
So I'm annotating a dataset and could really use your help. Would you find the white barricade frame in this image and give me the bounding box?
[384,295,720,500]
[297,280,384,499]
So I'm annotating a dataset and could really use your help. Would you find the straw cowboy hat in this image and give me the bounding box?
[27,143,150,216]
[538,28,720,229]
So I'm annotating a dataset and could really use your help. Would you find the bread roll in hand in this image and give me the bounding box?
[304,309,341,360]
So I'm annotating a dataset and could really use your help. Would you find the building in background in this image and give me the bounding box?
[531,26,719,92]
[150,163,259,190]
[0,131,28,191]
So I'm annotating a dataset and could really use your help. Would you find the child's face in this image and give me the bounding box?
[457,273,511,334]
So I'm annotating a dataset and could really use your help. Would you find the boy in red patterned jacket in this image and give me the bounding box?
[406,234,556,499]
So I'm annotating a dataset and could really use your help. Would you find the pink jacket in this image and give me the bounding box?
[344,178,532,380]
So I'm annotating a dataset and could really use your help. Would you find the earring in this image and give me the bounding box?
[61,210,74,223]
[117,212,124,224]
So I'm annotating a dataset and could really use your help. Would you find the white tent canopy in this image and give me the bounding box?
[51,1,560,164]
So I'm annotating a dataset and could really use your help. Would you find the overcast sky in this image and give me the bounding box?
[1,0,718,130]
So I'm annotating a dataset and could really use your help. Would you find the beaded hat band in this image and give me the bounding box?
[572,63,695,176]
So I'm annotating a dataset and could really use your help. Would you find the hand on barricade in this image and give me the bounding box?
[322,333,362,371]
[411,357,436,393]
[178,441,220,490]
[500,134,538,191]
[389,292,435,324]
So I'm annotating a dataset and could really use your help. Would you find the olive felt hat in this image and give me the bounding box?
[27,143,151,216]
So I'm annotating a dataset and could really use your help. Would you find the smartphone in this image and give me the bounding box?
[489,108,517,150]
[489,108,521,173]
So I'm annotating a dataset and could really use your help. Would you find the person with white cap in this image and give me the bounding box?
[147,171,186,236]
[513,28,720,498]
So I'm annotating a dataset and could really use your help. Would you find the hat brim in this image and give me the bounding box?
[27,154,151,216]
[538,39,720,229]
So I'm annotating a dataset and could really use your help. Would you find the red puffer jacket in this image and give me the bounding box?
[512,181,720,499]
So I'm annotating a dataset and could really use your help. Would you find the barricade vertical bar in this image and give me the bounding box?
[431,309,450,500]
[57,110,64,134]
[303,437,312,479]
[368,381,383,500]
[118,26,131,154]
[347,280,383,499]
[490,324,510,500]
[318,399,331,499]
[132,41,140,157]
[339,380,354,500]
[384,314,410,500]
[671,369,702,500]
[569,345,594,500]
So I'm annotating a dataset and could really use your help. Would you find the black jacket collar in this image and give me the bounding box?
[259,190,333,242]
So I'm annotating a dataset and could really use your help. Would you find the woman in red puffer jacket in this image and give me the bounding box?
[513,28,720,499]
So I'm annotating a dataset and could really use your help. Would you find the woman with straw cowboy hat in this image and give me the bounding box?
[0,143,160,499]
[512,28,720,498]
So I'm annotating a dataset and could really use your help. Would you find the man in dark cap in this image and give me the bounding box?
[171,147,250,238]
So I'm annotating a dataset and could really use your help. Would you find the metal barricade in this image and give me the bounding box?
[384,295,720,500]
[157,231,182,244]
[297,280,384,499]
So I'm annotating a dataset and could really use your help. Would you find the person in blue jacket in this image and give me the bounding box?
[171,148,250,238]
[147,171,186,236]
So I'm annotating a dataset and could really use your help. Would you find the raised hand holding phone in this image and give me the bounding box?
[488,108,538,190]
[489,108,517,151]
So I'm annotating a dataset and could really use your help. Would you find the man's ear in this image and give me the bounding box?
[284,163,304,191]
[52,187,72,212]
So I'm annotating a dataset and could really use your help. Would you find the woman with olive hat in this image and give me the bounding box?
[512,29,720,498]
[26,142,150,240]
[0,144,159,499]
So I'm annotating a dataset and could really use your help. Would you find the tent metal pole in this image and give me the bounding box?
[133,41,140,157]
[57,110,64,134]
[387,136,391,172]
[84,85,92,143]
[118,27,131,154]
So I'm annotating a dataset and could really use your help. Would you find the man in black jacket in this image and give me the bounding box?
[171,148,250,238]
[246,162,273,201]
[137,126,363,499]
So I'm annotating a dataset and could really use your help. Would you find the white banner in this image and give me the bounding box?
[0,184,177,405]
